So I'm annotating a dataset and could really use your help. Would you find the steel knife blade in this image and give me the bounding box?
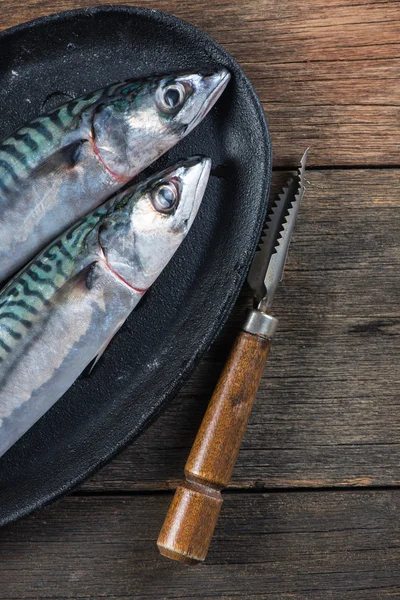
[247,148,308,312]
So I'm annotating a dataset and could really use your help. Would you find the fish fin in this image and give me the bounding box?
[50,261,101,307]
[31,139,87,179]
[57,262,124,374]
[52,261,121,376]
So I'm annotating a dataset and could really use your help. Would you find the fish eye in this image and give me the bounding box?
[151,183,179,213]
[156,82,186,113]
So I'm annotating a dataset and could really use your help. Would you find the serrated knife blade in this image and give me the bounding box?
[247,148,308,311]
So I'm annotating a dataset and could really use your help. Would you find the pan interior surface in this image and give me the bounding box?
[0,5,271,526]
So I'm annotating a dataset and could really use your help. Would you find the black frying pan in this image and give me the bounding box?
[0,5,271,526]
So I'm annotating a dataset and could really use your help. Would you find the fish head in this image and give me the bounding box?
[91,68,230,180]
[99,156,212,291]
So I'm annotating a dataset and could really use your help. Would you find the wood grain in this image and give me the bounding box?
[83,168,400,491]
[158,332,272,563]
[185,332,272,489]
[0,0,398,166]
[1,491,400,599]
[0,1,399,597]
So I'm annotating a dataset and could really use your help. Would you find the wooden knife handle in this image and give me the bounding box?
[157,330,272,564]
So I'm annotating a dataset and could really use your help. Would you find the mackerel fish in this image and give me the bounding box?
[0,68,229,282]
[0,156,211,458]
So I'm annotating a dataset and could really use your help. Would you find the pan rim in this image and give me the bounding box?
[0,4,271,526]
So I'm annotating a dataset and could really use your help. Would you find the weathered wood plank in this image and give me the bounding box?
[0,1,398,597]
[82,168,400,491]
[0,0,398,166]
[0,490,399,599]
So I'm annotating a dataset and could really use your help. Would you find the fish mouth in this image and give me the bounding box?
[194,157,212,210]
[208,68,231,104]
[188,68,231,132]
[180,156,212,227]
[194,156,212,204]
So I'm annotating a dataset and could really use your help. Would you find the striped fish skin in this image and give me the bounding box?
[0,68,229,282]
[0,156,211,458]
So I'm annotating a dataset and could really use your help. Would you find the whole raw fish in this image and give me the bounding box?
[0,68,229,282]
[0,156,211,458]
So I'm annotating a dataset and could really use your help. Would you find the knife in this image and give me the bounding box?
[157,150,308,564]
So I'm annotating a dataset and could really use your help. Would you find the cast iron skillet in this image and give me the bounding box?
[0,5,271,526]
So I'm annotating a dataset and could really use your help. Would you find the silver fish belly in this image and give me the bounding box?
[0,262,138,458]
[0,204,138,458]
[0,156,211,458]
[0,68,229,283]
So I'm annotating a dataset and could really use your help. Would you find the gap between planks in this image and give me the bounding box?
[72,483,400,497]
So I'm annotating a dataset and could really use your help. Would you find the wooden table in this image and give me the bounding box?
[1,1,399,598]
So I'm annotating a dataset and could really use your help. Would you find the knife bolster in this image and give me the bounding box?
[243,309,278,339]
